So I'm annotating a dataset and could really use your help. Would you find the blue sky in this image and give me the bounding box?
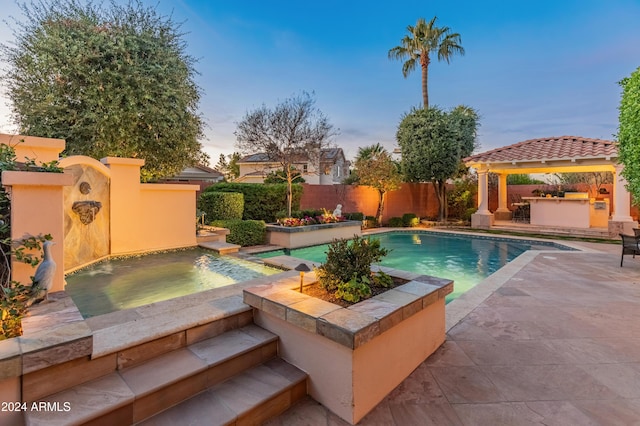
[1,0,639,164]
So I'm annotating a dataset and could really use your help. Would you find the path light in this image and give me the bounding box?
[295,263,311,292]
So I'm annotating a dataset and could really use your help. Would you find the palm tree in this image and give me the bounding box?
[355,143,386,162]
[388,17,465,108]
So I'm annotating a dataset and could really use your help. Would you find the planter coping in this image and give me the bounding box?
[243,258,453,350]
[265,220,361,233]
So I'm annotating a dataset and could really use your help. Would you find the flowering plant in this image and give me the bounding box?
[276,208,346,227]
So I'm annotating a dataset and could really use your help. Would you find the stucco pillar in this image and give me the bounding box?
[494,173,511,220]
[101,157,145,255]
[2,171,73,292]
[471,167,494,228]
[609,164,636,236]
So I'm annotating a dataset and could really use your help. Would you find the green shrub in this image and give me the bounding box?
[388,217,403,227]
[210,220,266,246]
[204,183,302,222]
[363,216,378,228]
[315,235,390,302]
[300,208,323,218]
[402,213,419,227]
[198,192,244,221]
[344,212,364,221]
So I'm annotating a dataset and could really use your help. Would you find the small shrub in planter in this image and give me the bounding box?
[402,213,419,227]
[210,220,266,246]
[363,216,378,228]
[344,212,364,221]
[315,235,391,303]
[388,217,403,227]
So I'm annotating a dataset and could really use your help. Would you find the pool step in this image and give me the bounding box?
[199,241,241,254]
[23,324,305,425]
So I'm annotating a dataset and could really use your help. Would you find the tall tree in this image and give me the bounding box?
[1,0,207,181]
[354,145,402,225]
[235,92,335,216]
[388,16,465,108]
[214,152,241,181]
[618,66,640,202]
[397,106,479,220]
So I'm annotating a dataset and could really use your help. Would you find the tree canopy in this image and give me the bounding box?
[235,92,335,216]
[618,66,640,202]
[1,0,207,181]
[353,145,402,224]
[397,105,479,220]
[388,16,464,108]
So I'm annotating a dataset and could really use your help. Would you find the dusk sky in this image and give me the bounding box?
[1,0,639,164]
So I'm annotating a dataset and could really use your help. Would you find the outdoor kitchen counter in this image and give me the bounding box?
[522,196,609,228]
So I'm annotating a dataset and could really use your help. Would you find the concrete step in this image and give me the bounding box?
[136,358,307,426]
[24,325,280,426]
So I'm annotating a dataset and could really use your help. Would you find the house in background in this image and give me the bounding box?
[236,148,349,185]
[159,163,224,194]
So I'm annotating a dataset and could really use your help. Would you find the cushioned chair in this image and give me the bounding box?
[620,233,640,266]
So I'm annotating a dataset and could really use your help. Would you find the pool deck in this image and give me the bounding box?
[265,237,640,425]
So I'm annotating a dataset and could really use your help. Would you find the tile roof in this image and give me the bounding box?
[464,136,617,164]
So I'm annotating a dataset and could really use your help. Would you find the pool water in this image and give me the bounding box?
[258,231,571,302]
[65,248,281,317]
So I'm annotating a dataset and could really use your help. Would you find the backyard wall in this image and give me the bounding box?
[300,183,443,221]
[302,182,639,223]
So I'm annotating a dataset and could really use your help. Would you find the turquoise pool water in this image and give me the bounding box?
[257,231,572,302]
[65,248,281,318]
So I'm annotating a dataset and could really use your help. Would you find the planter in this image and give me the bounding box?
[243,265,452,424]
[265,220,362,249]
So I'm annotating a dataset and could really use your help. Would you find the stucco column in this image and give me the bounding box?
[609,164,635,236]
[494,173,511,220]
[102,157,145,255]
[471,167,494,228]
[476,168,491,214]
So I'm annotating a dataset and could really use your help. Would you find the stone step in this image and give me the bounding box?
[136,358,308,426]
[22,305,254,402]
[199,241,241,254]
[24,325,279,426]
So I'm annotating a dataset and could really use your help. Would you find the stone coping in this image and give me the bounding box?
[243,262,453,350]
[265,220,361,233]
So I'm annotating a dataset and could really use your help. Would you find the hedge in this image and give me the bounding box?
[402,213,419,227]
[210,220,266,246]
[198,192,244,221]
[204,183,302,222]
[388,217,404,227]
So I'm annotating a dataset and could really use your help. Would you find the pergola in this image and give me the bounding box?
[464,136,635,236]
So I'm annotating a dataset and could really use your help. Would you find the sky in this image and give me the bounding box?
[0,0,639,165]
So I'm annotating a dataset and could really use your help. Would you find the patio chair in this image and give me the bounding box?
[620,233,640,267]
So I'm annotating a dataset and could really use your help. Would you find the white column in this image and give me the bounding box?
[477,168,491,214]
[495,173,509,213]
[612,164,633,221]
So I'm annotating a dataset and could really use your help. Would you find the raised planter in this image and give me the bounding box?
[243,265,452,425]
[265,220,362,249]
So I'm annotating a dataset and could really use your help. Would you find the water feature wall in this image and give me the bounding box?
[1,134,199,292]
[58,156,110,271]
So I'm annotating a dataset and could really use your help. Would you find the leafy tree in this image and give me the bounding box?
[1,0,207,181]
[618,66,640,202]
[235,92,335,216]
[263,167,305,184]
[214,152,241,181]
[397,106,479,221]
[388,16,465,108]
[353,145,402,224]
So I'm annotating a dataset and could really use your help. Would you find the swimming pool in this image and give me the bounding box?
[65,248,281,317]
[257,231,573,302]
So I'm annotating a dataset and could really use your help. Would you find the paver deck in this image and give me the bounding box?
[266,240,640,425]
